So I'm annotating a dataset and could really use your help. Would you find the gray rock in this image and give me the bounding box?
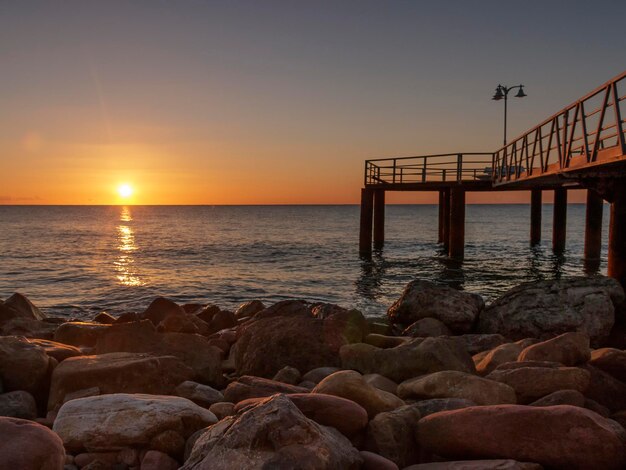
[174,381,224,408]
[0,391,38,419]
[411,398,477,418]
[364,404,421,467]
[402,318,451,337]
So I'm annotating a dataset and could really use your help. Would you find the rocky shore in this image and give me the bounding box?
[1,276,626,469]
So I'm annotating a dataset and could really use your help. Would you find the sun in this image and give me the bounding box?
[117,184,133,199]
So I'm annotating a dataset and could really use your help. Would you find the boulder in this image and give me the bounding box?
[588,347,626,382]
[0,336,53,403]
[206,310,237,335]
[517,332,590,365]
[478,277,624,346]
[141,450,179,470]
[364,334,410,349]
[174,381,224,408]
[402,317,451,337]
[313,370,405,418]
[340,337,475,383]
[302,367,341,384]
[48,352,194,410]
[181,394,362,469]
[412,398,477,418]
[54,393,216,452]
[28,338,82,362]
[387,280,484,333]
[476,343,524,376]
[141,297,186,326]
[581,364,626,412]
[417,405,626,469]
[157,313,202,335]
[1,293,46,321]
[0,417,65,469]
[234,300,265,319]
[234,393,369,437]
[406,461,542,469]
[93,312,116,324]
[0,390,38,419]
[529,389,586,407]
[451,334,508,355]
[224,376,309,403]
[398,371,516,406]
[363,374,398,395]
[209,402,235,420]
[365,404,421,467]
[360,451,399,470]
[0,316,58,339]
[54,322,110,347]
[486,366,590,403]
[272,366,301,385]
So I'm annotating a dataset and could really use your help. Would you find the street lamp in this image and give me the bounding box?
[492,84,527,146]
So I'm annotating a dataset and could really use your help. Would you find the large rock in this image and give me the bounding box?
[0,316,58,339]
[365,404,421,467]
[234,301,365,378]
[234,393,369,437]
[313,370,405,418]
[54,322,110,347]
[28,338,82,362]
[451,334,508,355]
[223,376,309,403]
[174,381,224,408]
[0,417,65,469]
[588,347,626,382]
[1,293,46,321]
[478,277,624,346]
[475,343,524,376]
[581,364,626,412]
[340,337,475,383]
[95,320,223,386]
[387,280,484,333]
[0,336,53,403]
[486,366,590,403]
[417,405,626,469]
[141,297,186,326]
[517,332,590,366]
[48,352,194,410]
[406,461,542,469]
[402,317,451,337]
[54,393,216,452]
[398,371,516,406]
[181,394,362,469]
[412,398,477,418]
[0,390,38,419]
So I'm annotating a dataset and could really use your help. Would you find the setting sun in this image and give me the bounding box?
[117,184,133,199]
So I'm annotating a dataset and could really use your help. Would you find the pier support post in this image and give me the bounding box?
[609,185,626,287]
[440,188,451,249]
[359,188,374,256]
[552,188,567,253]
[449,187,465,259]
[373,190,385,250]
[530,189,542,246]
[584,189,604,271]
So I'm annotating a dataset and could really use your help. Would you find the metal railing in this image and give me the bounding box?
[364,153,494,186]
[493,70,626,184]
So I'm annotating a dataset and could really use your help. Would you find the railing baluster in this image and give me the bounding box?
[612,81,626,154]
[422,157,427,182]
[392,159,397,184]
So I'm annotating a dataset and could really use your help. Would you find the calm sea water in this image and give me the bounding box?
[0,205,610,319]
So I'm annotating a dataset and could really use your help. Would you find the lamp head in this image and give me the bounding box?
[492,85,504,101]
[515,85,526,98]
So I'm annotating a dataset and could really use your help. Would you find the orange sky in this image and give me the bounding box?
[1,2,620,205]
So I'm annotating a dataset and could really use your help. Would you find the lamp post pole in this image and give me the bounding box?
[492,84,527,146]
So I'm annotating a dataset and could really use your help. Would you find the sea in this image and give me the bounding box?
[0,204,610,320]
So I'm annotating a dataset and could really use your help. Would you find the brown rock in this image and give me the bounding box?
[272,365,301,385]
[363,373,398,395]
[0,390,38,419]
[588,347,626,382]
[313,370,405,418]
[0,417,65,469]
[412,398,476,418]
[417,404,626,469]
[302,366,341,384]
[141,450,179,470]
[405,461,543,469]
[28,338,82,362]
[141,297,186,326]
[1,293,46,321]
[93,312,116,324]
[365,404,421,467]
[0,316,58,339]
[196,304,220,323]
[223,375,309,403]
[398,371,516,405]
[149,429,186,458]
[364,334,410,348]
[529,389,586,407]
[157,313,201,334]
[581,364,626,412]
[360,451,399,470]
[207,309,237,334]
[208,402,235,420]
[54,322,110,347]
[475,343,523,376]
[486,366,590,403]
[402,317,451,337]
[174,381,224,408]
[451,334,508,355]
[234,300,265,319]
[517,332,590,365]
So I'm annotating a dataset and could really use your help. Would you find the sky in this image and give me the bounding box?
[1,0,624,205]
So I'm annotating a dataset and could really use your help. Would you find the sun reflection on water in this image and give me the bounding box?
[115,206,144,286]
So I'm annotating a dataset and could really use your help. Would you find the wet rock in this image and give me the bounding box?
[1,292,46,321]
[0,390,38,419]
[0,417,65,469]
[417,404,626,470]
[93,312,116,324]
[0,316,58,339]
[398,371,516,405]
[486,366,590,403]
[181,394,362,469]
[223,375,309,403]
[588,347,626,382]
[0,336,53,403]
[207,310,237,334]
[174,381,224,408]
[412,398,476,418]
[475,343,524,376]
[48,352,194,410]
[339,337,475,383]
[363,373,398,395]
[478,276,624,346]
[387,280,484,333]
[312,370,404,418]
[54,322,110,347]
[364,404,421,467]
[529,389,586,407]
[517,332,590,365]
[54,393,216,453]
[403,317,451,337]
[234,300,265,319]
[196,305,221,324]
[141,297,186,326]
[272,365,301,385]
[28,338,82,362]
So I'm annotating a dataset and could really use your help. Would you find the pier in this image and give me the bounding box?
[359,71,626,287]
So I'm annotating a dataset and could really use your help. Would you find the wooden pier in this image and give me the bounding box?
[360,71,626,287]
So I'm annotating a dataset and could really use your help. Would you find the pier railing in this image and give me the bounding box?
[364,153,494,186]
[493,70,626,184]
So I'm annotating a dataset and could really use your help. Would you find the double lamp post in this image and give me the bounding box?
[492,84,527,146]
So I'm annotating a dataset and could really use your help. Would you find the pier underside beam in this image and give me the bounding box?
[609,184,626,287]
[530,189,542,246]
[584,189,604,272]
[439,189,451,247]
[359,188,374,256]
[373,189,385,250]
[449,187,465,259]
[552,188,568,253]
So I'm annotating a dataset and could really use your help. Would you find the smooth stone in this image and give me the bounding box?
[74,452,118,467]
[313,370,405,418]
[417,404,626,469]
[28,338,82,362]
[405,461,543,469]
[301,366,341,384]
[54,322,110,347]
[0,390,38,419]
[93,312,116,324]
[450,334,508,355]
[0,417,66,469]
[517,332,590,365]
[475,343,524,376]
[580,364,626,412]
[234,300,265,319]
[0,336,53,403]
[53,393,216,452]
[208,402,235,420]
[141,297,186,326]
[2,293,46,321]
[272,365,301,385]
[398,371,516,405]
[588,347,626,382]
[412,398,477,418]
[174,381,224,408]
[364,404,421,467]
[181,394,362,469]
[402,317,452,337]
[141,450,179,470]
[529,389,586,407]
[223,375,309,403]
[360,451,399,470]
[0,316,59,339]
[364,334,411,348]
[363,373,398,395]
